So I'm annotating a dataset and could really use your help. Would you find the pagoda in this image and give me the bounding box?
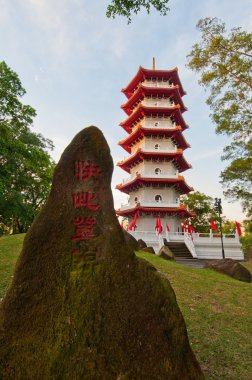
[116,62,194,245]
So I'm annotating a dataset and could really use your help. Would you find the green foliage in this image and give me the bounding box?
[181,191,218,232]
[187,18,252,217]
[240,233,252,257]
[106,0,170,23]
[221,219,236,234]
[220,156,252,218]
[0,61,55,234]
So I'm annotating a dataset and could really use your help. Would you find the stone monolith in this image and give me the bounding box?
[0,126,204,380]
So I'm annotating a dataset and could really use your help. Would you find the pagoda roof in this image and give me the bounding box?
[116,204,193,218]
[116,174,193,195]
[120,104,188,133]
[118,125,190,153]
[122,66,186,98]
[117,148,192,173]
[121,84,187,115]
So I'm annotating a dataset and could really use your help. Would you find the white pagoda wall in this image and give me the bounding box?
[131,137,176,154]
[142,97,174,108]
[130,160,178,177]
[128,215,182,233]
[143,117,175,128]
[129,187,180,207]
[143,79,174,87]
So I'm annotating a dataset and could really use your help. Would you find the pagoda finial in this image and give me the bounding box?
[152,57,156,70]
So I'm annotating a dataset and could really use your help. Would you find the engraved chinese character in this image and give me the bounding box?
[74,160,101,181]
[72,192,100,210]
[71,217,96,241]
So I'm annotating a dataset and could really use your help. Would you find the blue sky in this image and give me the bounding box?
[0,0,251,221]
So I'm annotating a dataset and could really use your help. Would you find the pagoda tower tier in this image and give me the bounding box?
[116,65,193,235]
[116,174,193,194]
[119,125,190,153]
[120,105,188,133]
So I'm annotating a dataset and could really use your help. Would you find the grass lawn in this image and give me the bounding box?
[0,234,251,380]
[0,233,25,299]
[137,252,252,380]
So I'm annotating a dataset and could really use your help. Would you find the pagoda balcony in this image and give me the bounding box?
[120,201,179,211]
[134,147,177,154]
[131,122,177,133]
[120,171,179,186]
[143,80,175,89]
[141,99,175,108]
[121,147,178,163]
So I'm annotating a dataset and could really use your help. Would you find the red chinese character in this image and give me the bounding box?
[72,192,100,210]
[71,217,96,241]
[74,160,101,181]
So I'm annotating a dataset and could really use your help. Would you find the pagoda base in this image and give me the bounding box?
[127,229,244,260]
[126,214,182,234]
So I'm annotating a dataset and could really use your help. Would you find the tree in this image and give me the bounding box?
[187,18,252,217]
[181,191,218,233]
[106,0,170,23]
[0,61,54,234]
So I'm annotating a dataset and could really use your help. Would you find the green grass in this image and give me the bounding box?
[0,233,25,299]
[137,252,252,380]
[242,259,252,273]
[0,235,251,380]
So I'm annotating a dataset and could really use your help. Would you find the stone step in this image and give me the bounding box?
[165,241,194,259]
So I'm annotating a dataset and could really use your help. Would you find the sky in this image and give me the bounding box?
[0,0,251,221]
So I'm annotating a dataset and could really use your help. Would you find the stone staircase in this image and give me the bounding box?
[165,241,206,268]
[165,241,194,259]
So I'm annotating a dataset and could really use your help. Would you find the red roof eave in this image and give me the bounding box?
[116,205,193,218]
[119,105,189,133]
[116,175,193,195]
[121,66,186,98]
[121,84,187,116]
[118,126,190,153]
[117,149,192,173]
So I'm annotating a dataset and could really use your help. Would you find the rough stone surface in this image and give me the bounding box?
[245,247,252,262]
[141,246,156,254]
[206,259,252,283]
[158,246,175,260]
[138,239,147,249]
[123,229,139,252]
[0,127,204,380]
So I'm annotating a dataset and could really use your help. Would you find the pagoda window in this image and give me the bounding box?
[154,144,160,150]
[134,197,138,203]
[155,195,162,203]
[154,101,159,106]
[154,121,159,127]
[155,168,161,175]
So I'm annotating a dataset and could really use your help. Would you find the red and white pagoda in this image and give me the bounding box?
[116,63,194,247]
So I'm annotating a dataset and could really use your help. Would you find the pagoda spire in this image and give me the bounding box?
[152,57,156,70]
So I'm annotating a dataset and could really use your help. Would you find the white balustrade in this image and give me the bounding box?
[183,233,197,258]
[141,147,177,153]
[119,171,179,186]
[142,99,175,108]
[143,81,174,89]
[131,121,176,132]
[119,202,180,211]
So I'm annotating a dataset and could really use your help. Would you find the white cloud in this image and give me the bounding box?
[189,148,222,162]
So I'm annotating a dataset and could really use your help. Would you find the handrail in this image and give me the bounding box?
[183,233,197,258]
